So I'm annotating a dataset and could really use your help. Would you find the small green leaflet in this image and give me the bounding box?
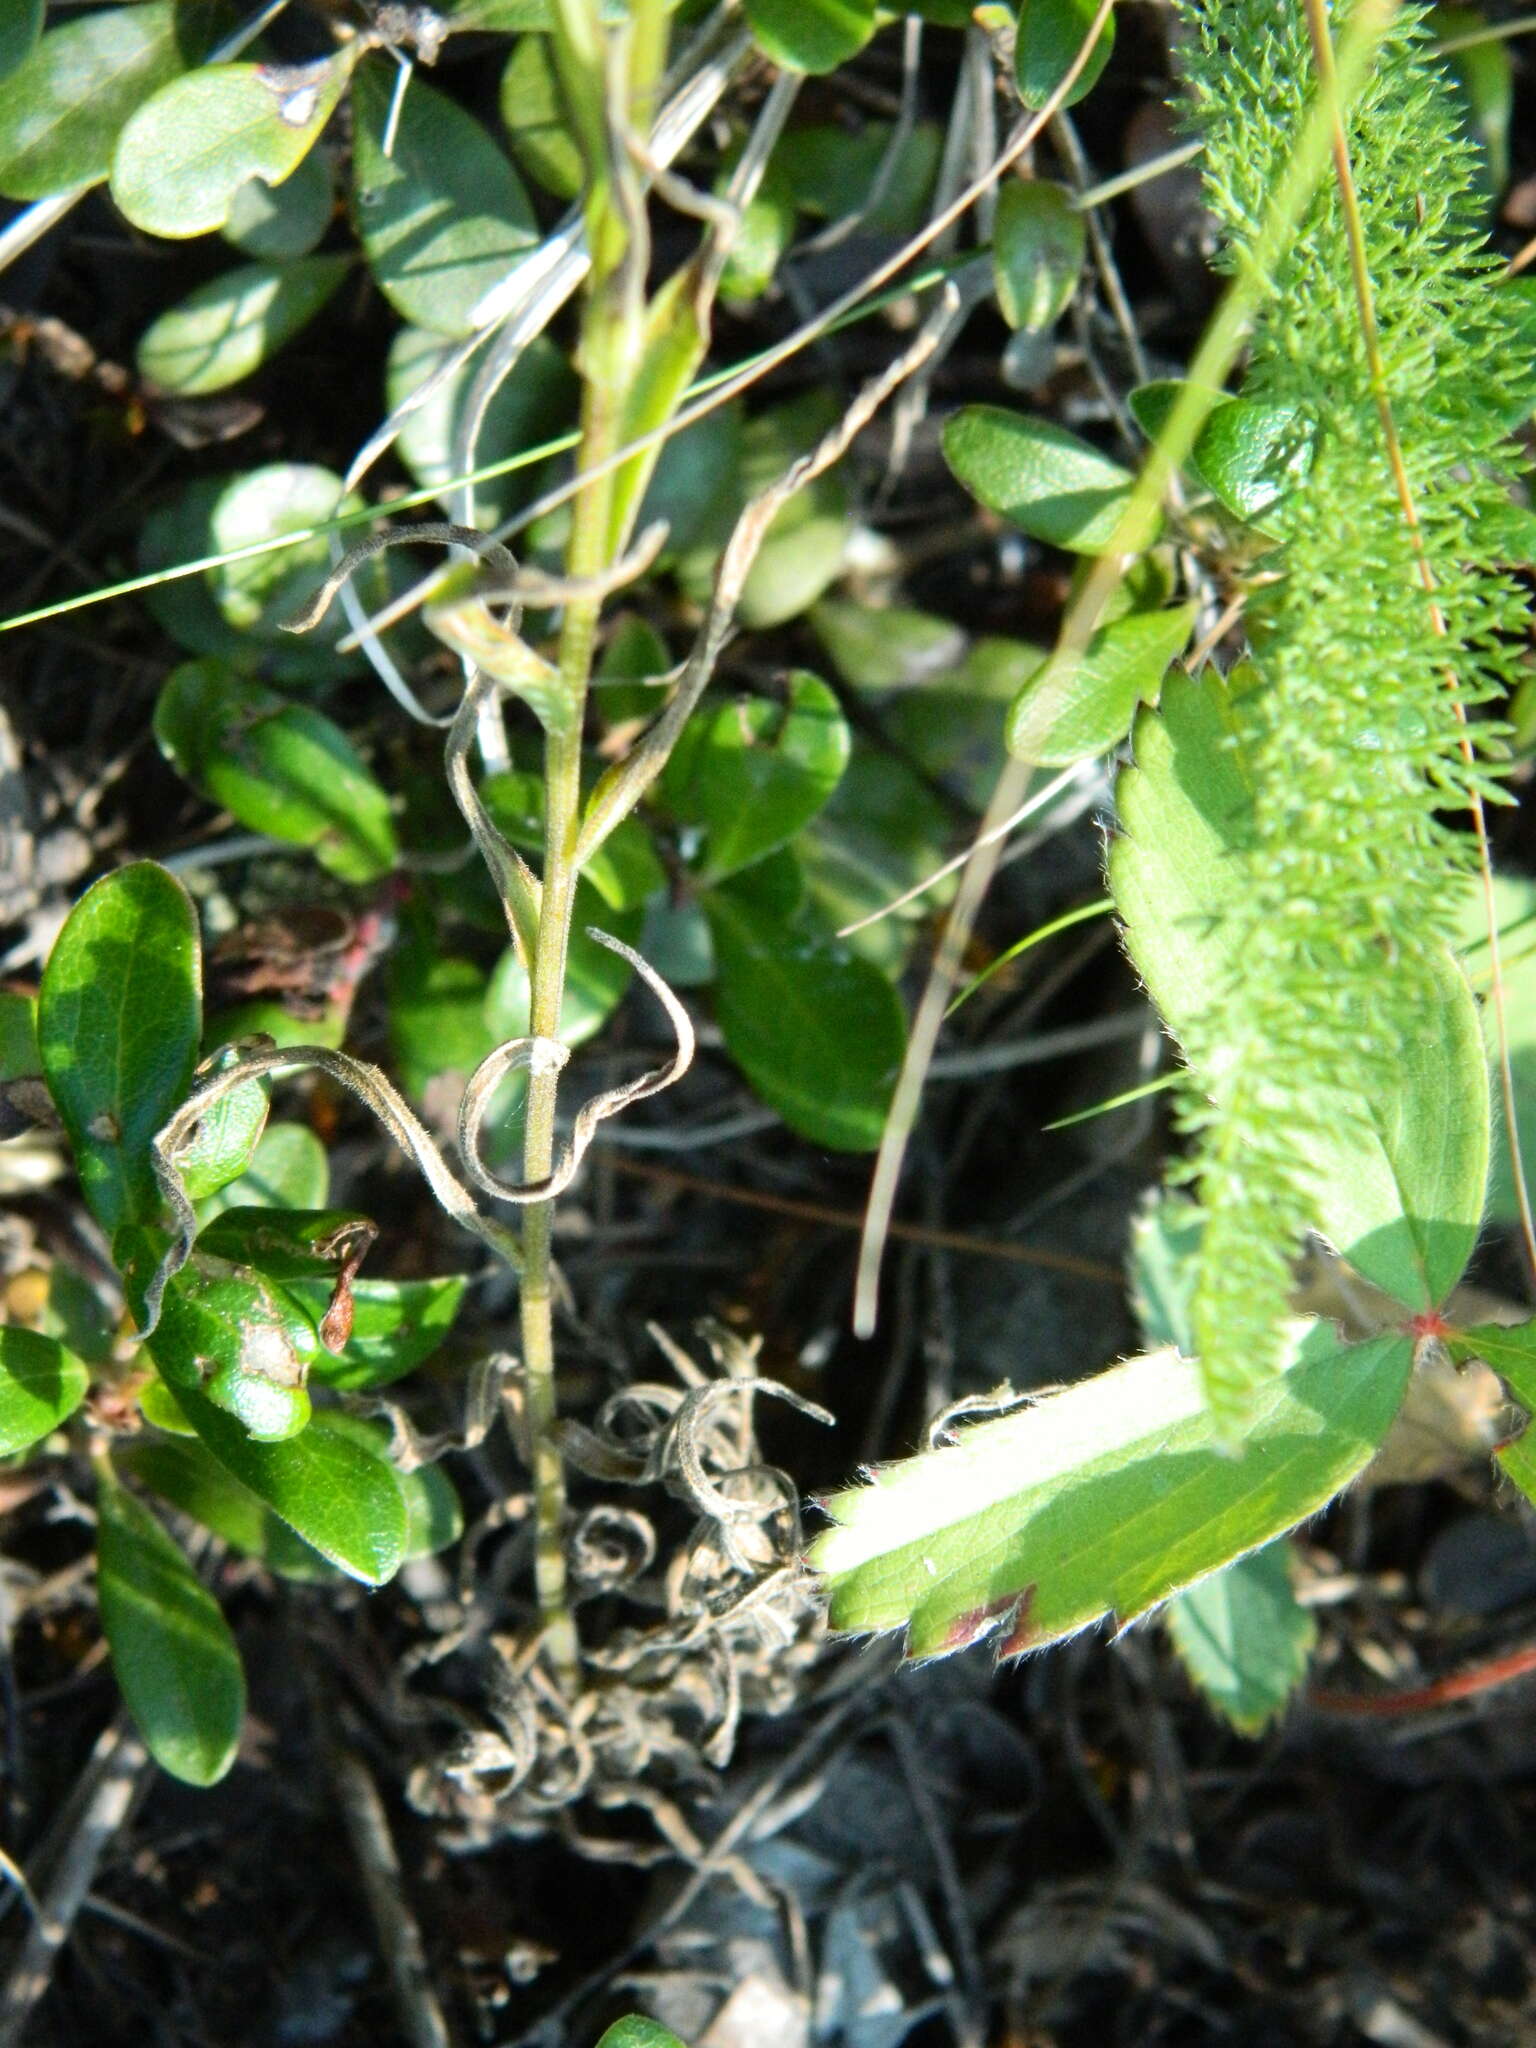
[111,52,355,238]
[660,672,851,882]
[154,660,398,884]
[992,178,1086,334]
[743,0,876,74]
[1016,0,1116,111]
[38,864,201,1238]
[0,1328,90,1456]
[1164,1543,1316,1735]
[812,1322,1411,1660]
[1005,605,1195,765]
[595,2021,692,2048]
[136,256,350,395]
[942,406,1148,555]
[97,1476,245,1787]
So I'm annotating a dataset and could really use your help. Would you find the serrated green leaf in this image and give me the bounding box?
[1111,666,1489,1312]
[660,672,851,881]
[223,147,333,260]
[136,256,349,395]
[0,1328,89,1456]
[111,52,352,238]
[705,888,905,1151]
[285,1275,467,1391]
[120,1434,335,1581]
[1164,1541,1316,1735]
[38,864,201,1237]
[1461,1319,1536,1504]
[744,0,876,72]
[1006,605,1194,765]
[942,405,1147,555]
[160,1383,407,1585]
[1016,0,1115,110]
[154,660,397,884]
[0,2,216,202]
[812,1323,1411,1658]
[351,56,538,337]
[97,1477,244,1787]
[993,178,1085,332]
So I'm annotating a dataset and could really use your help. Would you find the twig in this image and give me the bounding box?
[330,1745,452,2048]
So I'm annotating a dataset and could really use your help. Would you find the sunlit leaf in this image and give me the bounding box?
[1006,605,1195,764]
[121,1434,336,1581]
[223,148,333,260]
[97,1476,244,1786]
[499,33,582,198]
[197,1121,329,1215]
[1165,1542,1316,1735]
[743,0,876,73]
[0,1328,89,1456]
[285,1275,468,1391]
[351,56,538,336]
[154,660,398,884]
[993,178,1085,332]
[813,1323,1411,1658]
[386,326,576,526]
[111,51,352,238]
[38,864,200,1237]
[136,256,349,395]
[1016,0,1116,111]
[943,405,1147,554]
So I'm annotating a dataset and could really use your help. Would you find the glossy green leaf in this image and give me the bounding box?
[285,1276,468,1391]
[595,2022,692,2048]
[1016,0,1116,111]
[174,1060,269,1204]
[139,1375,200,1436]
[111,52,352,238]
[143,1252,318,1443]
[706,888,905,1152]
[137,256,348,395]
[661,672,851,881]
[1111,665,1490,1311]
[197,1121,328,1215]
[0,1328,89,1456]
[97,1477,244,1787]
[813,1322,1411,1658]
[719,162,796,304]
[316,1413,462,1560]
[775,121,943,237]
[1006,605,1194,764]
[386,325,576,526]
[120,1434,335,1582]
[161,1383,407,1585]
[993,178,1085,332]
[223,148,333,260]
[38,864,201,1237]
[499,34,581,198]
[0,0,43,83]
[154,660,398,884]
[351,56,538,337]
[0,2,214,202]
[1164,1542,1316,1735]
[744,0,876,72]
[943,406,1147,554]
[1192,398,1316,525]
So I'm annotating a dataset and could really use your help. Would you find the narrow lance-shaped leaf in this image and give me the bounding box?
[812,1322,1412,1659]
[38,864,201,1237]
[97,1474,245,1787]
[0,1328,90,1457]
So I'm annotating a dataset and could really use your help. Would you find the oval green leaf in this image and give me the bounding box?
[223,147,333,260]
[0,2,213,202]
[1016,0,1116,111]
[661,671,851,881]
[111,52,353,238]
[0,1,44,84]
[993,178,1085,333]
[145,1254,318,1443]
[743,0,876,72]
[97,1477,245,1787]
[285,1275,468,1391]
[38,864,201,1237]
[498,34,582,198]
[0,1328,89,1456]
[198,1121,329,1215]
[154,660,398,884]
[351,56,538,337]
[942,405,1147,555]
[160,1383,407,1585]
[1192,397,1317,526]
[1164,1542,1317,1735]
[1006,604,1195,765]
[705,888,906,1152]
[121,1434,337,1582]
[137,255,349,395]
